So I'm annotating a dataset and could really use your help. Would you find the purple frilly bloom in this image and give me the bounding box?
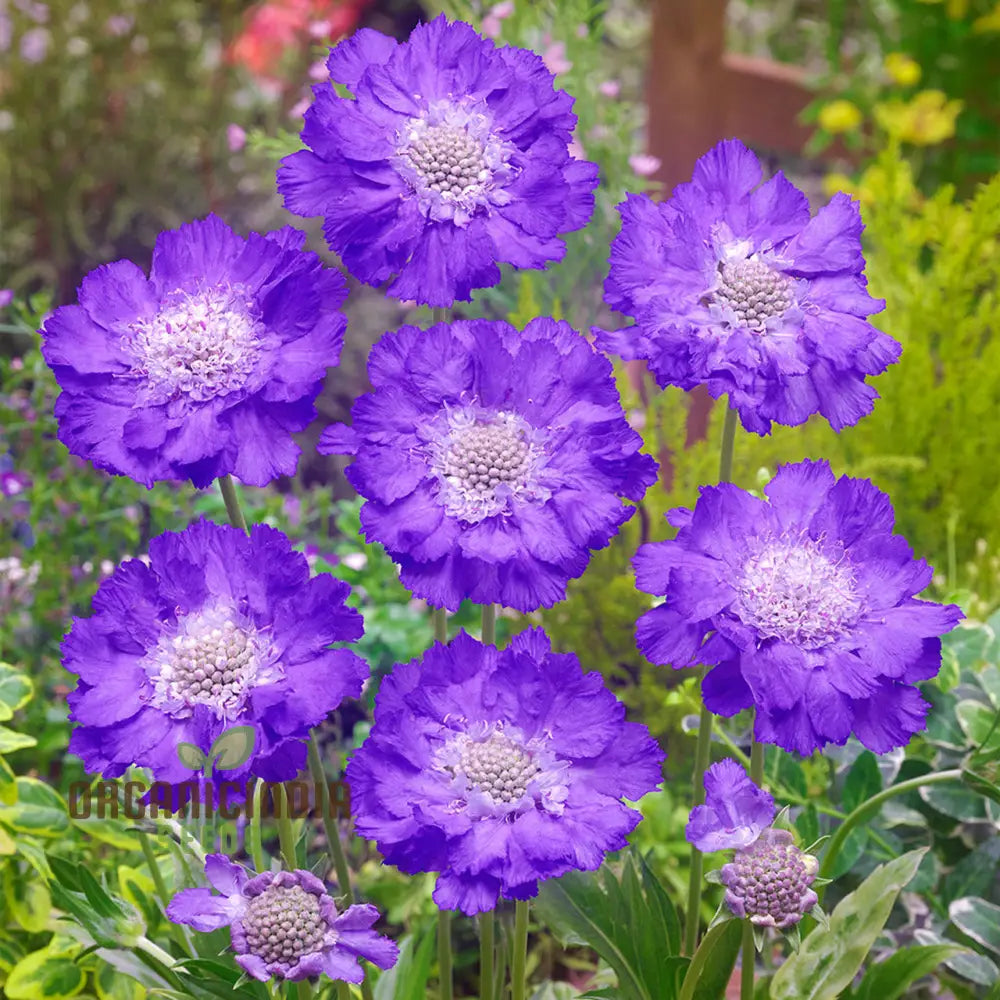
[277,15,598,307]
[346,629,665,915]
[596,139,900,435]
[319,317,656,612]
[686,759,775,852]
[167,855,399,983]
[633,459,962,755]
[40,215,347,488]
[63,519,367,786]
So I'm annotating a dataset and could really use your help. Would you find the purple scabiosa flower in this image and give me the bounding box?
[318,317,656,612]
[40,215,347,488]
[633,459,962,755]
[276,15,598,307]
[596,139,900,435]
[168,855,398,983]
[720,829,818,928]
[63,519,367,787]
[346,628,665,915]
[686,759,774,852]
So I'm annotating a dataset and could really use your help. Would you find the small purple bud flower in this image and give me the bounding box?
[686,759,775,852]
[168,855,399,983]
[720,828,819,929]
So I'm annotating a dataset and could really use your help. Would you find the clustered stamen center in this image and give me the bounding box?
[401,123,489,197]
[130,290,262,401]
[443,421,530,499]
[459,733,540,803]
[155,617,258,714]
[728,839,814,925]
[737,540,861,647]
[242,885,326,965]
[714,258,794,331]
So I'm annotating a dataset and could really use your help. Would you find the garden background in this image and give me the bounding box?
[3,0,1000,998]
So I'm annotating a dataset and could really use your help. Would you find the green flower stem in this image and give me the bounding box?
[136,935,177,969]
[438,909,454,1000]
[511,899,529,1000]
[431,303,454,1000]
[433,606,448,644]
[718,404,738,483]
[336,983,352,1000]
[480,910,496,1000]
[482,603,496,645]
[741,726,765,1000]
[307,735,355,901]
[306,739,375,1000]
[296,981,314,1000]
[139,830,172,908]
[217,474,249,533]
[820,768,962,880]
[683,404,738,957]
[275,784,298,870]
[248,779,266,874]
[139,831,192,954]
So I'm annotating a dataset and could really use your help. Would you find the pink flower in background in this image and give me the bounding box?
[0,290,13,308]
[629,153,661,177]
[599,80,620,98]
[308,58,329,80]
[105,14,133,37]
[19,26,49,62]
[542,39,572,76]
[226,123,247,152]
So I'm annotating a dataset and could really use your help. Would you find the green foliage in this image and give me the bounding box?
[848,943,970,1000]
[534,849,688,1000]
[770,850,927,999]
[0,0,259,300]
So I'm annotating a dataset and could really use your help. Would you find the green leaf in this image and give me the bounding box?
[0,725,37,753]
[5,951,85,1000]
[842,752,882,813]
[0,778,69,836]
[4,865,51,933]
[95,962,143,1000]
[852,944,968,1000]
[535,850,687,1000]
[72,817,139,851]
[770,849,926,1000]
[0,754,17,805]
[678,919,742,1000]
[0,933,26,981]
[955,699,1000,747]
[373,922,436,1000]
[0,663,33,722]
[175,743,206,771]
[949,896,1000,956]
[942,837,1000,905]
[207,725,256,771]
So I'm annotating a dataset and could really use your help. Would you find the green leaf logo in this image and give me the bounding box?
[176,743,207,770]
[208,726,257,771]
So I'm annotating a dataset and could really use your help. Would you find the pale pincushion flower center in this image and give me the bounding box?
[148,607,261,718]
[401,123,488,197]
[714,258,794,331]
[458,732,540,803]
[728,838,814,925]
[736,540,861,647]
[130,289,263,401]
[444,421,531,498]
[242,885,325,965]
